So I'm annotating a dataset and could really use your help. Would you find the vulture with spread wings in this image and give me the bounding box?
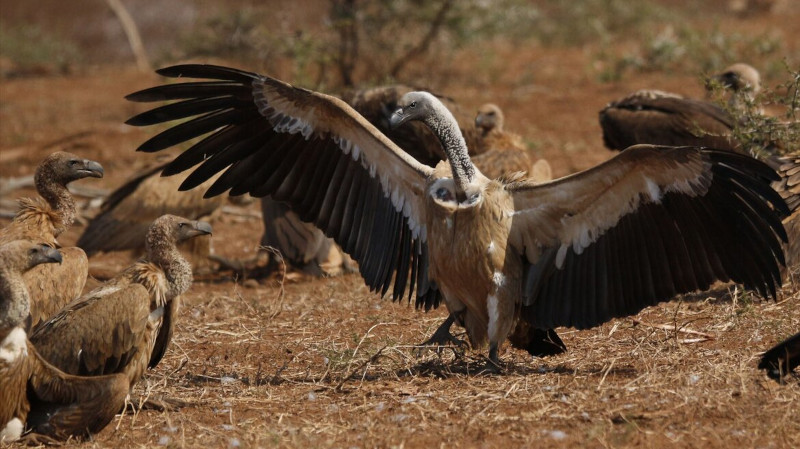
[125,65,787,367]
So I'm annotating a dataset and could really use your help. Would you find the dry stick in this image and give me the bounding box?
[105,0,152,72]
[334,346,387,392]
[388,0,454,78]
[631,318,716,340]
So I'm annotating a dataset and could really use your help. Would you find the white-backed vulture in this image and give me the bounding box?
[0,240,128,443]
[473,103,552,182]
[599,64,800,270]
[0,152,104,330]
[124,65,787,368]
[759,331,800,382]
[76,161,224,273]
[258,87,535,277]
[30,215,212,388]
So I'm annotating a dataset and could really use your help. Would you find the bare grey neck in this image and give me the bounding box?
[423,100,475,194]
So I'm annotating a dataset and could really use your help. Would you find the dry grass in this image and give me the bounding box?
[2,2,800,448]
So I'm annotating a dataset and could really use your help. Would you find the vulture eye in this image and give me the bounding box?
[69,160,79,167]
[409,101,417,109]
[178,223,186,228]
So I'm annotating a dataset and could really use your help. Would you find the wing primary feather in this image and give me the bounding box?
[155,64,260,83]
[126,82,250,103]
[137,108,256,153]
[164,119,264,177]
[127,96,251,126]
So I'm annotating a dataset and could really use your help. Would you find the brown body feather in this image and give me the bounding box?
[1,240,127,442]
[31,215,210,388]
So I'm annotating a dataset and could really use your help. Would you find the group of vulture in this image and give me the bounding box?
[1,61,798,442]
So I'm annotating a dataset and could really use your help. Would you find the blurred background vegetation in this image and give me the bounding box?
[1,0,797,87]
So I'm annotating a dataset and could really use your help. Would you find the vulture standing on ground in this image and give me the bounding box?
[0,152,104,330]
[0,240,128,443]
[76,160,224,273]
[30,215,211,388]
[124,65,787,368]
[759,331,800,382]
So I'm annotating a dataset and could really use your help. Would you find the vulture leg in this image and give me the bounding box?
[416,313,466,355]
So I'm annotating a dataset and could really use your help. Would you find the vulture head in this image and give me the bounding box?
[1,240,63,273]
[146,215,213,248]
[711,63,761,94]
[0,240,62,331]
[35,152,105,188]
[390,91,483,205]
[474,103,504,136]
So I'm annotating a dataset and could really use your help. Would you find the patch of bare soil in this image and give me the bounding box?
[1,4,799,448]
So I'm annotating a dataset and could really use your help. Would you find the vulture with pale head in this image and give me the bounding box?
[0,240,128,443]
[30,215,211,387]
[759,331,800,382]
[0,152,104,330]
[124,65,787,368]
[259,87,548,277]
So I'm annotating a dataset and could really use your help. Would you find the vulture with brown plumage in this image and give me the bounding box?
[0,152,104,330]
[599,63,800,270]
[760,331,800,382]
[76,160,224,272]
[473,103,552,182]
[0,240,128,443]
[30,215,211,388]
[124,64,787,368]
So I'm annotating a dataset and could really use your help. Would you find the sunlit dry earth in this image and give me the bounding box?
[1,1,800,447]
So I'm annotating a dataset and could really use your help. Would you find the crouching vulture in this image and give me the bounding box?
[0,152,104,330]
[124,64,787,368]
[76,160,225,273]
[598,63,800,271]
[30,215,211,391]
[1,240,128,443]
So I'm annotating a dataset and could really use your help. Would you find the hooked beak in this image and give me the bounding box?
[180,220,213,240]
[38,245,63,265]
[388,108,408,130]
[79,160,105,178]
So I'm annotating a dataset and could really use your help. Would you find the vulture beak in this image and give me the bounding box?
[37,245,63,265]
[388,108,408,130]
[78,160,105,178]
[182,220,213,239]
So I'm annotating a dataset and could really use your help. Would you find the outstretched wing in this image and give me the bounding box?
[507,145,787,329]
[126,64,438,307]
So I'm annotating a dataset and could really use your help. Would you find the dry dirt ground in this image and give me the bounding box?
[2,2,800,448]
